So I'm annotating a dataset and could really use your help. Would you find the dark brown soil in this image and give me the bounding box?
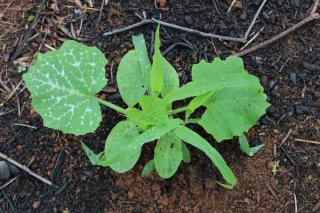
[1,0,320,212]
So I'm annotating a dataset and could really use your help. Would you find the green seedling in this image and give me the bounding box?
[23,26,270,189]
[272,160,280,176]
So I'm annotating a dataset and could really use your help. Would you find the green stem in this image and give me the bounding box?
[169,106,188,115]
[96,98,127,115]
[184,118,200,124]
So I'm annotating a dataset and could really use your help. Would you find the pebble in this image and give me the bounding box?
[8,163,20,175]
[303,62,317,72]
[269,80,277,90]
[291,0,300,8]
[0,161,10,180]
[2,53,10,63]
[294,105,310,114]
[314,91,320,98]
[289,72,297,85]
[252,0,263,6]
[32,201,40,209]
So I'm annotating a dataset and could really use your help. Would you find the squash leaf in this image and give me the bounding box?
[23,40,108,135]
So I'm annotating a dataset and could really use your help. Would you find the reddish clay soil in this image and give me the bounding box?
[0,0,320,212]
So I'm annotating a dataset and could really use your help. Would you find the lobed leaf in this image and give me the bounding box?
[174,126,236,188]
[154,132,183,178]
[23,40,108,135]
[165,57,269,142]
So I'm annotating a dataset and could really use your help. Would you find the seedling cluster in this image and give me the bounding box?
[23,26,269,188]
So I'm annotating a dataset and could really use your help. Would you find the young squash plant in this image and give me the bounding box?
[23,26,269,189]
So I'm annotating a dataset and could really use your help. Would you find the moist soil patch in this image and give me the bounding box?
[0,0,320,212]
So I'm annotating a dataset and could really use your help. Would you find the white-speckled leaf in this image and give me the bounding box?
[117,50,148,107]
[23,40,108,135]
[154,132,183,178]
[104,120,141,173]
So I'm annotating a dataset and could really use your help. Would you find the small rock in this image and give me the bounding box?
[128,191,134,199]
[314,91,320,98]
[240,13,247,20]
[74,8,82,17]
[252,0,263,6]
[291,0,300,7]
[294,105,310,114]
[261,75,268,85]
[8,163,20,175]
[298,73,309,81]
[2,53,10,63]
[303,62,317,71]
[32,201,40,209]
[290,72,297,85]
[269,80,277,90]
[0,161,10,180]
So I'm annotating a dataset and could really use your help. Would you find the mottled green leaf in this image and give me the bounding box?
[102,119,182,166]
[182,143,191,163]
[193,57,269,141]
[164,57,263,103]
[141,160,155,177]
[199,87,269,142]
[150,26,179,97]
[150,25,164,95]
[23,40,108,135]
[239,134,264,157]
[133,35,152,93]
[117,50,147,107]
[162,58,179,97]
[101,120,141,173]
[174,126,236,188]
[154,132,183,178]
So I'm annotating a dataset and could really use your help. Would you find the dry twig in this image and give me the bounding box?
[0,152,54,187]
[295,138,320,145]
[234,0,320,56]
[103,0,268,43]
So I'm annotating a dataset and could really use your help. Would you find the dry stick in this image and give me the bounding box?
[103,19,154,36]
[235,4,320,56]
[228,0,237,13]
[295,138,320,145]
[0,152,53,187]
[279,128,293,148]
[244,0,268,39]
[103,0,267,43]
[152,18,246,42]
[11,0,47,61]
